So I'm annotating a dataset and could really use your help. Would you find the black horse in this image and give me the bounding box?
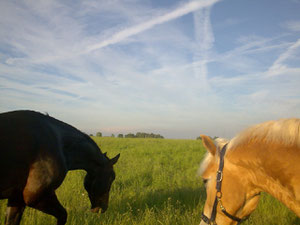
[0,110,120,225]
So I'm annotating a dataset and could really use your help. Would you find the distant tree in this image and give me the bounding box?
[124,132,163,139]
[196,136,202,140]
[132,132,164,139]
[136,132,145,138]
[155,134,164,139]
[118,134,124,138]
[111,134,115,138]
[89,134,94,137]
[125,133,135,138]
[96,132,102,137]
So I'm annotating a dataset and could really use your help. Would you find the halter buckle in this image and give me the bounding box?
[216,170,223,182]
[217,198,225,211]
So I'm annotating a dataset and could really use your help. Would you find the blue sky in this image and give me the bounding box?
[0,0,300,139]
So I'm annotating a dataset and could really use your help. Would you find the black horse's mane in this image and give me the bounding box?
[38,111,111,164]
[26,110,102,152]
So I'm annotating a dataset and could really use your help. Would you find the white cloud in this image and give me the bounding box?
[85,0,221,53]
[191,6,214,91]
[266,38,300,76]
[282,20,300,32]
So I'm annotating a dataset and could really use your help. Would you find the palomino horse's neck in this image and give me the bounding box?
[228,142,300,217]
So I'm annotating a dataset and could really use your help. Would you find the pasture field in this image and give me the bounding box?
[1,137,300,225]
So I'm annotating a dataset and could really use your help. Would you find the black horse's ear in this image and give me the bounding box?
[103,152,107,157]
[110,153,120,165]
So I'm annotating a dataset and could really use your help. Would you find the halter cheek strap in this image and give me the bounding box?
[201,144,248,225]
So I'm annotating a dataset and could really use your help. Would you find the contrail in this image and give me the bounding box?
[267,38,300,76]
[85,0,221,53]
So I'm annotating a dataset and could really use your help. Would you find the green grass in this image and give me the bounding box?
[1,137,299,224]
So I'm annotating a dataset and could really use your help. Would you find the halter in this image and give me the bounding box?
[201,144,249,225]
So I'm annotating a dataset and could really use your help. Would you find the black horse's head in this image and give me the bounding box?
[84,153,120,213]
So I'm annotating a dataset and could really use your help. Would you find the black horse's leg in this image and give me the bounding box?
[5,197,25,225]
[28,191,67,225]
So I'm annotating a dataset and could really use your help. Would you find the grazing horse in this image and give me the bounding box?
[0,110,120,225]
[199,118,300,225]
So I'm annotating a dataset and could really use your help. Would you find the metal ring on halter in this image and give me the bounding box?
[216,191,222,199]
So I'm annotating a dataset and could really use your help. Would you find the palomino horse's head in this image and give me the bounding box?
[84,153,120,214]
[199,135,260,225]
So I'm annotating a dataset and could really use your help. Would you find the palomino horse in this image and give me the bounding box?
[199,118,300,225]
[0,110,120,225]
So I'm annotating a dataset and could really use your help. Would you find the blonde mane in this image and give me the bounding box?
[198,137,229,176]
[215,137,229,150]
[199,118,300,175]
[228,118,300,150]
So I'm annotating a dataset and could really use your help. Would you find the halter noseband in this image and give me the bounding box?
[201,144,249,225]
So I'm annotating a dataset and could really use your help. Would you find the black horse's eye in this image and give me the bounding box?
[84,174,93,192]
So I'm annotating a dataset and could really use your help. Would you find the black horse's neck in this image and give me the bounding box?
[43,113,108,173]
[63,135,107,173]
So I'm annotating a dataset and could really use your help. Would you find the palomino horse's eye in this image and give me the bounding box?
[202,179,208,187]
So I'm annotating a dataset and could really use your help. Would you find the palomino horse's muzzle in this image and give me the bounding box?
[201,144,249,225]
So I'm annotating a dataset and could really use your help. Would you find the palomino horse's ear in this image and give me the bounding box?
[200,135,217,156]
[110,153,120,165]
